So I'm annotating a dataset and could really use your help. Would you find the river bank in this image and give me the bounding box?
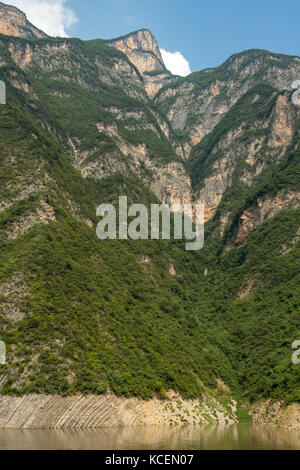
[0,393,237,429]
[251,400,300,430]
[1,393,299,431]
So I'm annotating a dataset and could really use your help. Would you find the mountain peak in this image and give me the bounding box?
[0,1,47,38]
[107,28,176,97]
[107,28,166,75]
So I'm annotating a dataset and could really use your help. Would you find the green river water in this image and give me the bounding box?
[0,423,299,450]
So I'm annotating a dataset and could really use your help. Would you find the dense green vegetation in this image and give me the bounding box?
[0,79,233,398]
[197,208,300,403]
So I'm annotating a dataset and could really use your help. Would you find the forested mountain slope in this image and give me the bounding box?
[0,3,299,408]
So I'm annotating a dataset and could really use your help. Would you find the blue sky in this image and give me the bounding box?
[5,0,300,75]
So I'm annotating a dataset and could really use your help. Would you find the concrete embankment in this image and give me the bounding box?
[0,393,237,429]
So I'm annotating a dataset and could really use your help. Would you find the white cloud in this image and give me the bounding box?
[4,0,78,37]
[160,48,191,77]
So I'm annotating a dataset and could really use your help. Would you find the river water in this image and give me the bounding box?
[0,424,299,450]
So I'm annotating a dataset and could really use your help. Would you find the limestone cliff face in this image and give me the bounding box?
[8,35,298,229]
[190,90,298,224]
[7,39,144,99]
[92,121,193,210]
[4,7,298,233]
[269,94,295,147]
[0,2,47,38]
[4,33,188,211]
[1,7,299,229]
[156,50,300,155]
[225,191,300,250]
[107,29,175,97]
[108,29,165,74]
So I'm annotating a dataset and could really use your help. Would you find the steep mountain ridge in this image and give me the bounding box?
[107,29,176,97]
[156,49,300,156]
[0,34,187,206]
[188,84,300,222]
[107,29,165,74]
[0,2,47,39]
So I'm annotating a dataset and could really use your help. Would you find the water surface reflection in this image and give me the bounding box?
[0,423,299,450]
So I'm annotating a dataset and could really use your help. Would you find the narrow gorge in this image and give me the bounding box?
[0,2,299,432]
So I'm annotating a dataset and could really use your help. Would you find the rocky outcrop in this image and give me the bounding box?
[269,94,295,147]
[227,191,300,249]
[0,273,28,322]
[156,50,300,148]
[190,90,298,223]
[2,201,56,241]
[91,121,194,210]
[108,30,165,74]
[107,29,175,97]
[7,39,145,103]
[143,71,176,98]
[251,400,300,430]
[0,393,237,429]
[0,2,47,38]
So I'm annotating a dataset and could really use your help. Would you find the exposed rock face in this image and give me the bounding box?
[2,12,299,231]
[108,29,165,74]
[1,8,299,232]
[227,191,300,249]
[93,122,194,210]
[143,71,175,98]
[4,201,56,240]
[107,29,175,97]
[0,273,28,322]
[3,34,192,220]
[0,2,47,38]
[189,90,298,223]
[269,94,295,147]
[251,400,300,430]
[156,50,300,149]
[0,393,237,429]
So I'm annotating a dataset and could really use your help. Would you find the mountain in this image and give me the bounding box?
[0,2,47,38]
[0,3,299,426]
[107,29,175,97]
